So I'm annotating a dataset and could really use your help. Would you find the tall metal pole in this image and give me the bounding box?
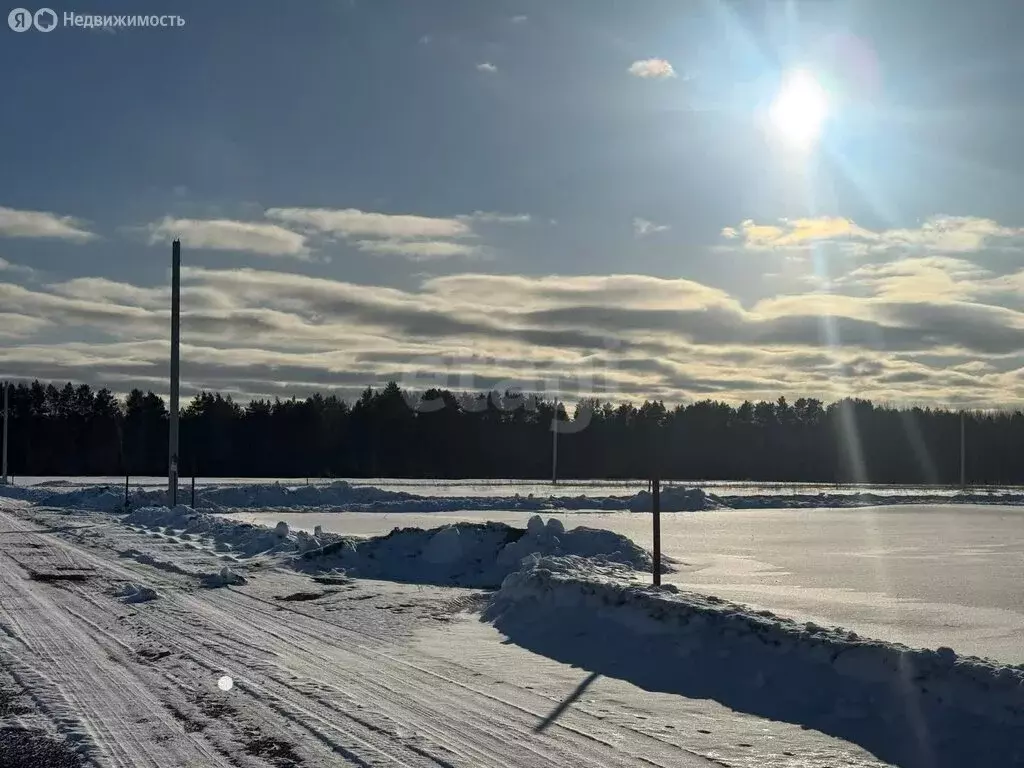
[551,395,559,484]
[2,380,8,485]
[960,410,966,490]
[652,477,661,586]
[168,239,181,505]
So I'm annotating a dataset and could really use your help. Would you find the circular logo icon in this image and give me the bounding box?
[33,7,57,32]
[7,8,33,31]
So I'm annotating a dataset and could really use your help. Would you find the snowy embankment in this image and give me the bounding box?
[7,479,1024,512]
[487,555,1024,768]
[124,505,665,588]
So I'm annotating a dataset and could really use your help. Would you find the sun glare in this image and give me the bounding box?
[770,69,829,148]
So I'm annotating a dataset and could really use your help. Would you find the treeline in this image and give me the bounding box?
[2,380,1023,484]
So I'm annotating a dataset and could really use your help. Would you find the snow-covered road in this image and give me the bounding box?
[0,504,888,767]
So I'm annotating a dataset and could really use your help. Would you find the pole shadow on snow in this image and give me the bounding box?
[534,671,601,733]
[487,606,1021,768]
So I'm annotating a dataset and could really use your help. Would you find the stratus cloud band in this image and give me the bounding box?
[146,207,530,261]
[0,251,1023,407]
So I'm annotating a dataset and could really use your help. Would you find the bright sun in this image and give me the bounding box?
[770,69,829,148]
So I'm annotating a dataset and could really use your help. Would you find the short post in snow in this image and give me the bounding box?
[124,474,129,510]
[551,395,559,485]
[960,410,967,490]
[191,473,196,508]
[651,477,661,586]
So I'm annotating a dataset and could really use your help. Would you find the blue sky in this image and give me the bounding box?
[3,0,1024,408]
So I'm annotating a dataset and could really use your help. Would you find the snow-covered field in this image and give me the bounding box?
[2,481,1023,766]
[229,504,1024,665]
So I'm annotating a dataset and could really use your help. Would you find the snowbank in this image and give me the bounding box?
[122,506,664,588]
[486,555,1024,768]
[11,478,1024,513]
[299,514,666,588]
[124,505,322,557]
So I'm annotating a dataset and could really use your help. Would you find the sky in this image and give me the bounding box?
[3,0,1024,409]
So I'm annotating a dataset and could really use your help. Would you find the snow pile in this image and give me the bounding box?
[112,583,159,604]
[200,567,247,588]
[124,505,312,557]
[626,486,723,512]
[486,556,1024,768]
[299,514,665,588]
[122,506,662,588]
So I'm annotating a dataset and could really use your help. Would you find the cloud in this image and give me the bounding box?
[265,207,471,240]
[511,15,527,23]
[264,207,525,260]
[627,59,676,79]
[721,217,872,249]
[459,211,531,224]
[48,277,168,307]
[6,258,1024,408]
[721,215,1024,256]
[0,206,96,242]
[0,312,50,339]
[147,217,310,258]
[836,257,990,301]
[0,257,36,277]
[633,217,670,237]
[354,239,483,260]
[476,62,498,73]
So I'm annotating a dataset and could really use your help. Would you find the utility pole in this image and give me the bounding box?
[168,239,181,506]
[960,410,966,490]
[1,380,8,485]
[551,395,559,484]
[652,477,661,586]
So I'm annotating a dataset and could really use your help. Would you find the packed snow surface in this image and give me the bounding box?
[486,554,1024,768]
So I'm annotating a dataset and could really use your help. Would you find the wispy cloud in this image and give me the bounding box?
[265,207,471,240]
[0,206,96,242]
[511,15,527,23]
[0,257,37,277]
[627,58,676,79]
[147,217,310,258]
[476,62,498,73]
[721,215,1024,255]
[459,211,531,224]
[633,217,670,237]
[355,239,483,260]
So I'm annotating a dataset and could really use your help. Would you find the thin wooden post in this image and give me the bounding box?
[960,411,966,489]
[191,473,196,508]
[652,477,661,586]
[551,396,559,485]
[124,474,129,510]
